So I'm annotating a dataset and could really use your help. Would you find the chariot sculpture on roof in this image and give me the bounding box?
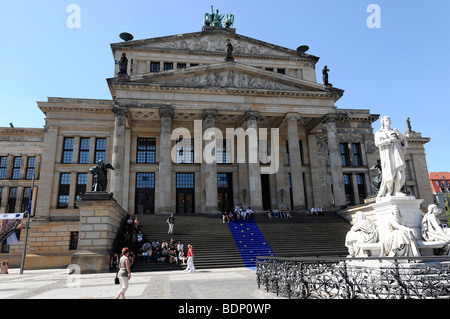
[203,6,234,28]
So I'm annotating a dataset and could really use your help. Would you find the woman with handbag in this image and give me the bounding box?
[114,247,131,299]
[185,244,195,272]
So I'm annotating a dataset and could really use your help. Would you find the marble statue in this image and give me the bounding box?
[380,205,420,257]
[345,211,378,257]
[374,116,408,199]
[322,65,330,86]
[118,53,128,75]
[89,160,114,192]
[421,204,450,255]
[225,39,234,61]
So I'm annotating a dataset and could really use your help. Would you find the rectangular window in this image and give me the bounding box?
[286,140,290,165]
[6,187,17,213]
[135,172,155,214]
[217,139,231,164]
[288,173,293,210]
[57,173,71,208]
[150,61,160,72]
[75,173,87,202]
[94,138,106,163]
[343,174,354,205]
[78,137,90,164]
[177,63,187,69]
[69,232,79,250]
[277,69,285,74]
[21,187,32,213]
[163,62,173,70]
[326,144,330,166]
[12,157,21,179]
[356,174,367,204]
[340,143,349,167]
[217,173,230,188]
[26,157,35,180]
[176,173,195,214]
[62,137,74,164]
[136,138,156,164]
[299,140,304,164]
[176,138,194,164]
[176,173,195,188]
[136,172,155,189]
[0,157,7,179]
[352,143,363,166]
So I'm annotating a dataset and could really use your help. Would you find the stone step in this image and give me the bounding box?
[113,211,351,272]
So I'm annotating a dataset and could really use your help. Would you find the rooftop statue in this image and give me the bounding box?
[203,6,234,28]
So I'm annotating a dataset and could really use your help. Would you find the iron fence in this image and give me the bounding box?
[256,255,450,299]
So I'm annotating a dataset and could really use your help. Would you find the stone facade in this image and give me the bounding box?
[0,26,433,268]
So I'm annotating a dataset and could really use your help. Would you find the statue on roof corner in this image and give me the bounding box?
[203,6,234,28]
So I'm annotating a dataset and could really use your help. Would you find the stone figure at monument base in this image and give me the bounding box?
[421,204,450,255]
[375,116,408,200]
[345,211,378,257]
[380,205,420,257]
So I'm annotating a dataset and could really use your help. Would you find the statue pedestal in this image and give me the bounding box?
[370,195,424,241]
[71,193,127,273]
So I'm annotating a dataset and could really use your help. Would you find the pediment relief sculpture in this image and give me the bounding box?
[138,34,295,58]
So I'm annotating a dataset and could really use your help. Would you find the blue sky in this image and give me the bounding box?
[1,0,449,173]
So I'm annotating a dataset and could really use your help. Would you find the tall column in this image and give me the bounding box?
[35,125,59,221]
[285,113,306,211]
[324,115,347,207]
[203,109,219,214]
[245,111,263,212]
[111,106,128,207]
[158,107,174,214]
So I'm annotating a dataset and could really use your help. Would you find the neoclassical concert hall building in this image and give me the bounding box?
[0,20,433,268]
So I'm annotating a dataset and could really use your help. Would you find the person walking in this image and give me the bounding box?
[185,244,195,272]
[167,213,175,234]
[114,247,131,299]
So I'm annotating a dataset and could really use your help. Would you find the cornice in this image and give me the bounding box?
[108,83,342,100]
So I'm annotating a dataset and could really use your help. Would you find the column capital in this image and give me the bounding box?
[285,112,301,121]
[322,113,348,124]
[202,109,218,120]
[244,110,260,122]
[158,106,174,119]
[111,106,129,118]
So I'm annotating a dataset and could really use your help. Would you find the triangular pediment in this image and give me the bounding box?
[111,29,317,60]
[120,62,332,93]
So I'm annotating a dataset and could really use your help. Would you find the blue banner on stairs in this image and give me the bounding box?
[228,219,273,268]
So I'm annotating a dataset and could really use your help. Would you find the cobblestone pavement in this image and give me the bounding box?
[0,267,284,299]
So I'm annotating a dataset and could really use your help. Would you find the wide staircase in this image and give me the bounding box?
[116,211,351,272]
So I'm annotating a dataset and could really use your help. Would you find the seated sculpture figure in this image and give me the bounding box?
[380,205,420,257]
[421,204,450,255]
[345,211,378,257]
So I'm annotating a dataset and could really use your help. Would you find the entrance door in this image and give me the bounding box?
[176,173,195,213]
[261,174,271,211]
[217,173,233,213]
[135,173,155,214]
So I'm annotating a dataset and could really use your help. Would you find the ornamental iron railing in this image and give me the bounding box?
[256,256,450,299]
